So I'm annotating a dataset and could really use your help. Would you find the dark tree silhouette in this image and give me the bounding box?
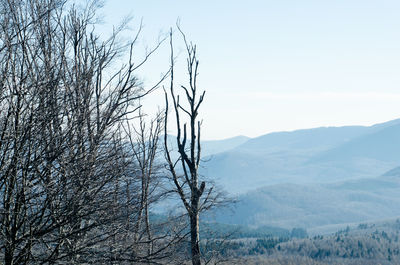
[164,28,227,265]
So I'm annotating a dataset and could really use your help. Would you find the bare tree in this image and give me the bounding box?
[127,109,164,246]
[97,108,191,265]
[164,28,225,265]
[120,109,167,260]
[0,0,227,264]
[0,0,167,263]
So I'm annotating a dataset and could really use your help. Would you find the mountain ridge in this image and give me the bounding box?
[201,118,400,193]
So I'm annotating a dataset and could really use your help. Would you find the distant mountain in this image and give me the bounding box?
[236,126,367,153]
[202,135,250,157]
[201,119,400,193]
[164,119,400,234]
[310,122,400,163]
[382,165,400,177]
[164,134,250,158]
[212,174,400,231]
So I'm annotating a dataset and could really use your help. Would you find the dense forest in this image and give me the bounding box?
[202,220,400,264]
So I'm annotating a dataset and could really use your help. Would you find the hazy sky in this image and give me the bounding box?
[100,0,400,140]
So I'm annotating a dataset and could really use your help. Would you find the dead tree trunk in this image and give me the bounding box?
[190,201,201,265]
[164,28,206,265]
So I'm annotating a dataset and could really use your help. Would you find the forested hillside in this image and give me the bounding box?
[211,170,400,230]
[204,219,400,265]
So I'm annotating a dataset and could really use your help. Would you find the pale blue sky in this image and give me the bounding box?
[101,0,400,139]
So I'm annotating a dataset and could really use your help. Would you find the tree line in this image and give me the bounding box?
[209,225,400,265]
